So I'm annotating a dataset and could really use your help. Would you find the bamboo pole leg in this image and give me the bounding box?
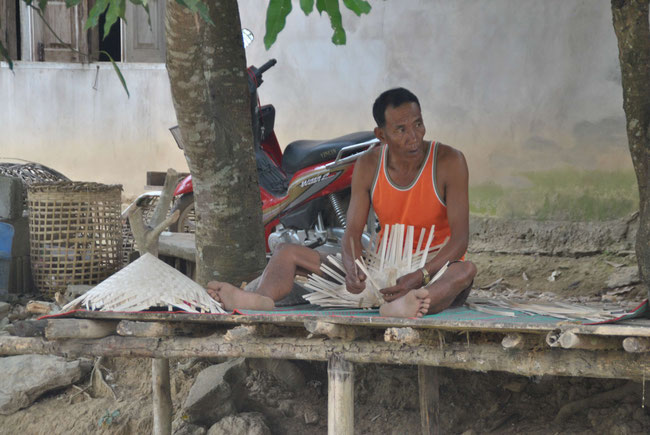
[328,353,354,435]
[418,365,440,435]
[152,358,172,435]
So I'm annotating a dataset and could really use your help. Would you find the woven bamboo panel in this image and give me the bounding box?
[28,182,122,297]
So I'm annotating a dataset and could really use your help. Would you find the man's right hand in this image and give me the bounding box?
[344,258,367,294]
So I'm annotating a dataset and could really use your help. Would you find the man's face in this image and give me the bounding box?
[375,102,426,157]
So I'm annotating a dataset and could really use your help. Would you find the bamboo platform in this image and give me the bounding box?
[1,306,648,435]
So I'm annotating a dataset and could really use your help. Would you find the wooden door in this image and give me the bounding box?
[0,0,18,60]
[30,0,91,62]
[123,0,166,62]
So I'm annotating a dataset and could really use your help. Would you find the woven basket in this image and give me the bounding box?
[28,182,122,297]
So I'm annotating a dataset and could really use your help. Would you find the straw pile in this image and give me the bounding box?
[300,224,449,308]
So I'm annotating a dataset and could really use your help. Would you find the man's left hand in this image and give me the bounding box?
[380,270,424,302]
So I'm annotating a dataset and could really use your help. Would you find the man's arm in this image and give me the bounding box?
[341,149,379,293]
[380,146,470,301]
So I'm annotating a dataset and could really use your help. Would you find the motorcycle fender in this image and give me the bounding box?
[174,175,193,196]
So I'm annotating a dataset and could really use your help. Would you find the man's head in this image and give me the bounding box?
[372,87,421,128]
[373,88,426,156]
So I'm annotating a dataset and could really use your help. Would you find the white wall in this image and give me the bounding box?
[240,0,631,185]
[0,62,185,196]
[0,0,632,196]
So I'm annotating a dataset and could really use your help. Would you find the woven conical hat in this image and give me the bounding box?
[62,253,225,313]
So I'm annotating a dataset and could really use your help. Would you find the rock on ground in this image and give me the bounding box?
[182,358,247,426]
[0,355,90,415]
[248,359,305,392]
[207,412,271,435]
[606,266,641,288]
[172,418,207,435]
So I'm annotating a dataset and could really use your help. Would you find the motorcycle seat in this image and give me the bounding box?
[282,131,377,174]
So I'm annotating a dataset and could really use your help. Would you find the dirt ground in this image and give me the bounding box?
[1,242,648,434]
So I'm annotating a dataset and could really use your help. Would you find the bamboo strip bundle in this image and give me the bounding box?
[62,253,225,313]
[301,224,449,308]
[467,297,633,322]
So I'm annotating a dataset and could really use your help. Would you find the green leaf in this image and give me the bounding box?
[65,0,82,6]
[174,0,214,26]
[0,39,14,71]
[264,0,292,50]
[85,0,109,30]
[316,0,325,14]
[101,50,130,98]
[323,0,346,45]
[103,0,126,40]
[38,0,48,11]
[300,0,314,15]
[342,0,370,16]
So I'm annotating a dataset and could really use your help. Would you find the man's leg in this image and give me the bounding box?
[207,244,322,311]
[425,261,477,314]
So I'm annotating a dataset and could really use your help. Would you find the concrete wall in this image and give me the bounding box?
[0,63,185,196]
[0,0,632,196]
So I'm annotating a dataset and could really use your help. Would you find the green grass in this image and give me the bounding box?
[469,169,639,221]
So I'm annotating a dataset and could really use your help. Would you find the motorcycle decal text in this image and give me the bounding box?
[299,172,335,188]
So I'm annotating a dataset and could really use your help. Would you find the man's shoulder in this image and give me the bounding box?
[356,145,382,173]
[435,142,467,166]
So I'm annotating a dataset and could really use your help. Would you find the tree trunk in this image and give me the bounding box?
[611,0,650,300]
[165,0,267,286]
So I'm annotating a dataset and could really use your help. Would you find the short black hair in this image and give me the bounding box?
[372,87,421,127]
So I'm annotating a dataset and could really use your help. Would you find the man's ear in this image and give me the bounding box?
[374,126,385,144]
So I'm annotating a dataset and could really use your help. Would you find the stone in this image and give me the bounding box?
[0,302,9,318]
[503,381,526,393]
[248,359,305,392]
[172,418,207,435]
[182,358,247,426]
[0,355,91,414]
[606,266,641,289]
[278,399,295,417]
[207,412,271,435]
[304,407,319,425]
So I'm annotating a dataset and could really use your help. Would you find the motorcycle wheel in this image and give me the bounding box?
[169,193,195,233]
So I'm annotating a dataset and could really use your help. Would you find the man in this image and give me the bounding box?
[208,88,476,318]
[341,87,476,318]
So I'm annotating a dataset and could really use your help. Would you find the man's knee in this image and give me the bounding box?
[449,260,477,289]
[273,243,315,264]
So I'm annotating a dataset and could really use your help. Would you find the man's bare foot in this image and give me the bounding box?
[206,281,275,311]
[379,288,431,318]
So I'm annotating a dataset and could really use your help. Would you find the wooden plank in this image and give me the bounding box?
[45,319,117,340]
[2,335,650,380]
[152,358,172,435]
[385,327,421,344]
[305,320,371,341]
[117,320,212,337]
[158,233,197,262]
[57,309,650,338]
[328,354,354,435]
[418,365,440,435]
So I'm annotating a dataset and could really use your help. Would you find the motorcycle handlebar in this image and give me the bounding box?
[257,59,277,75]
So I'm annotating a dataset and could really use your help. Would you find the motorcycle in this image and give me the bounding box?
[168,57,378,254]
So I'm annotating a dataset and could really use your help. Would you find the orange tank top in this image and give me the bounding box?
[370,141,450,253]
